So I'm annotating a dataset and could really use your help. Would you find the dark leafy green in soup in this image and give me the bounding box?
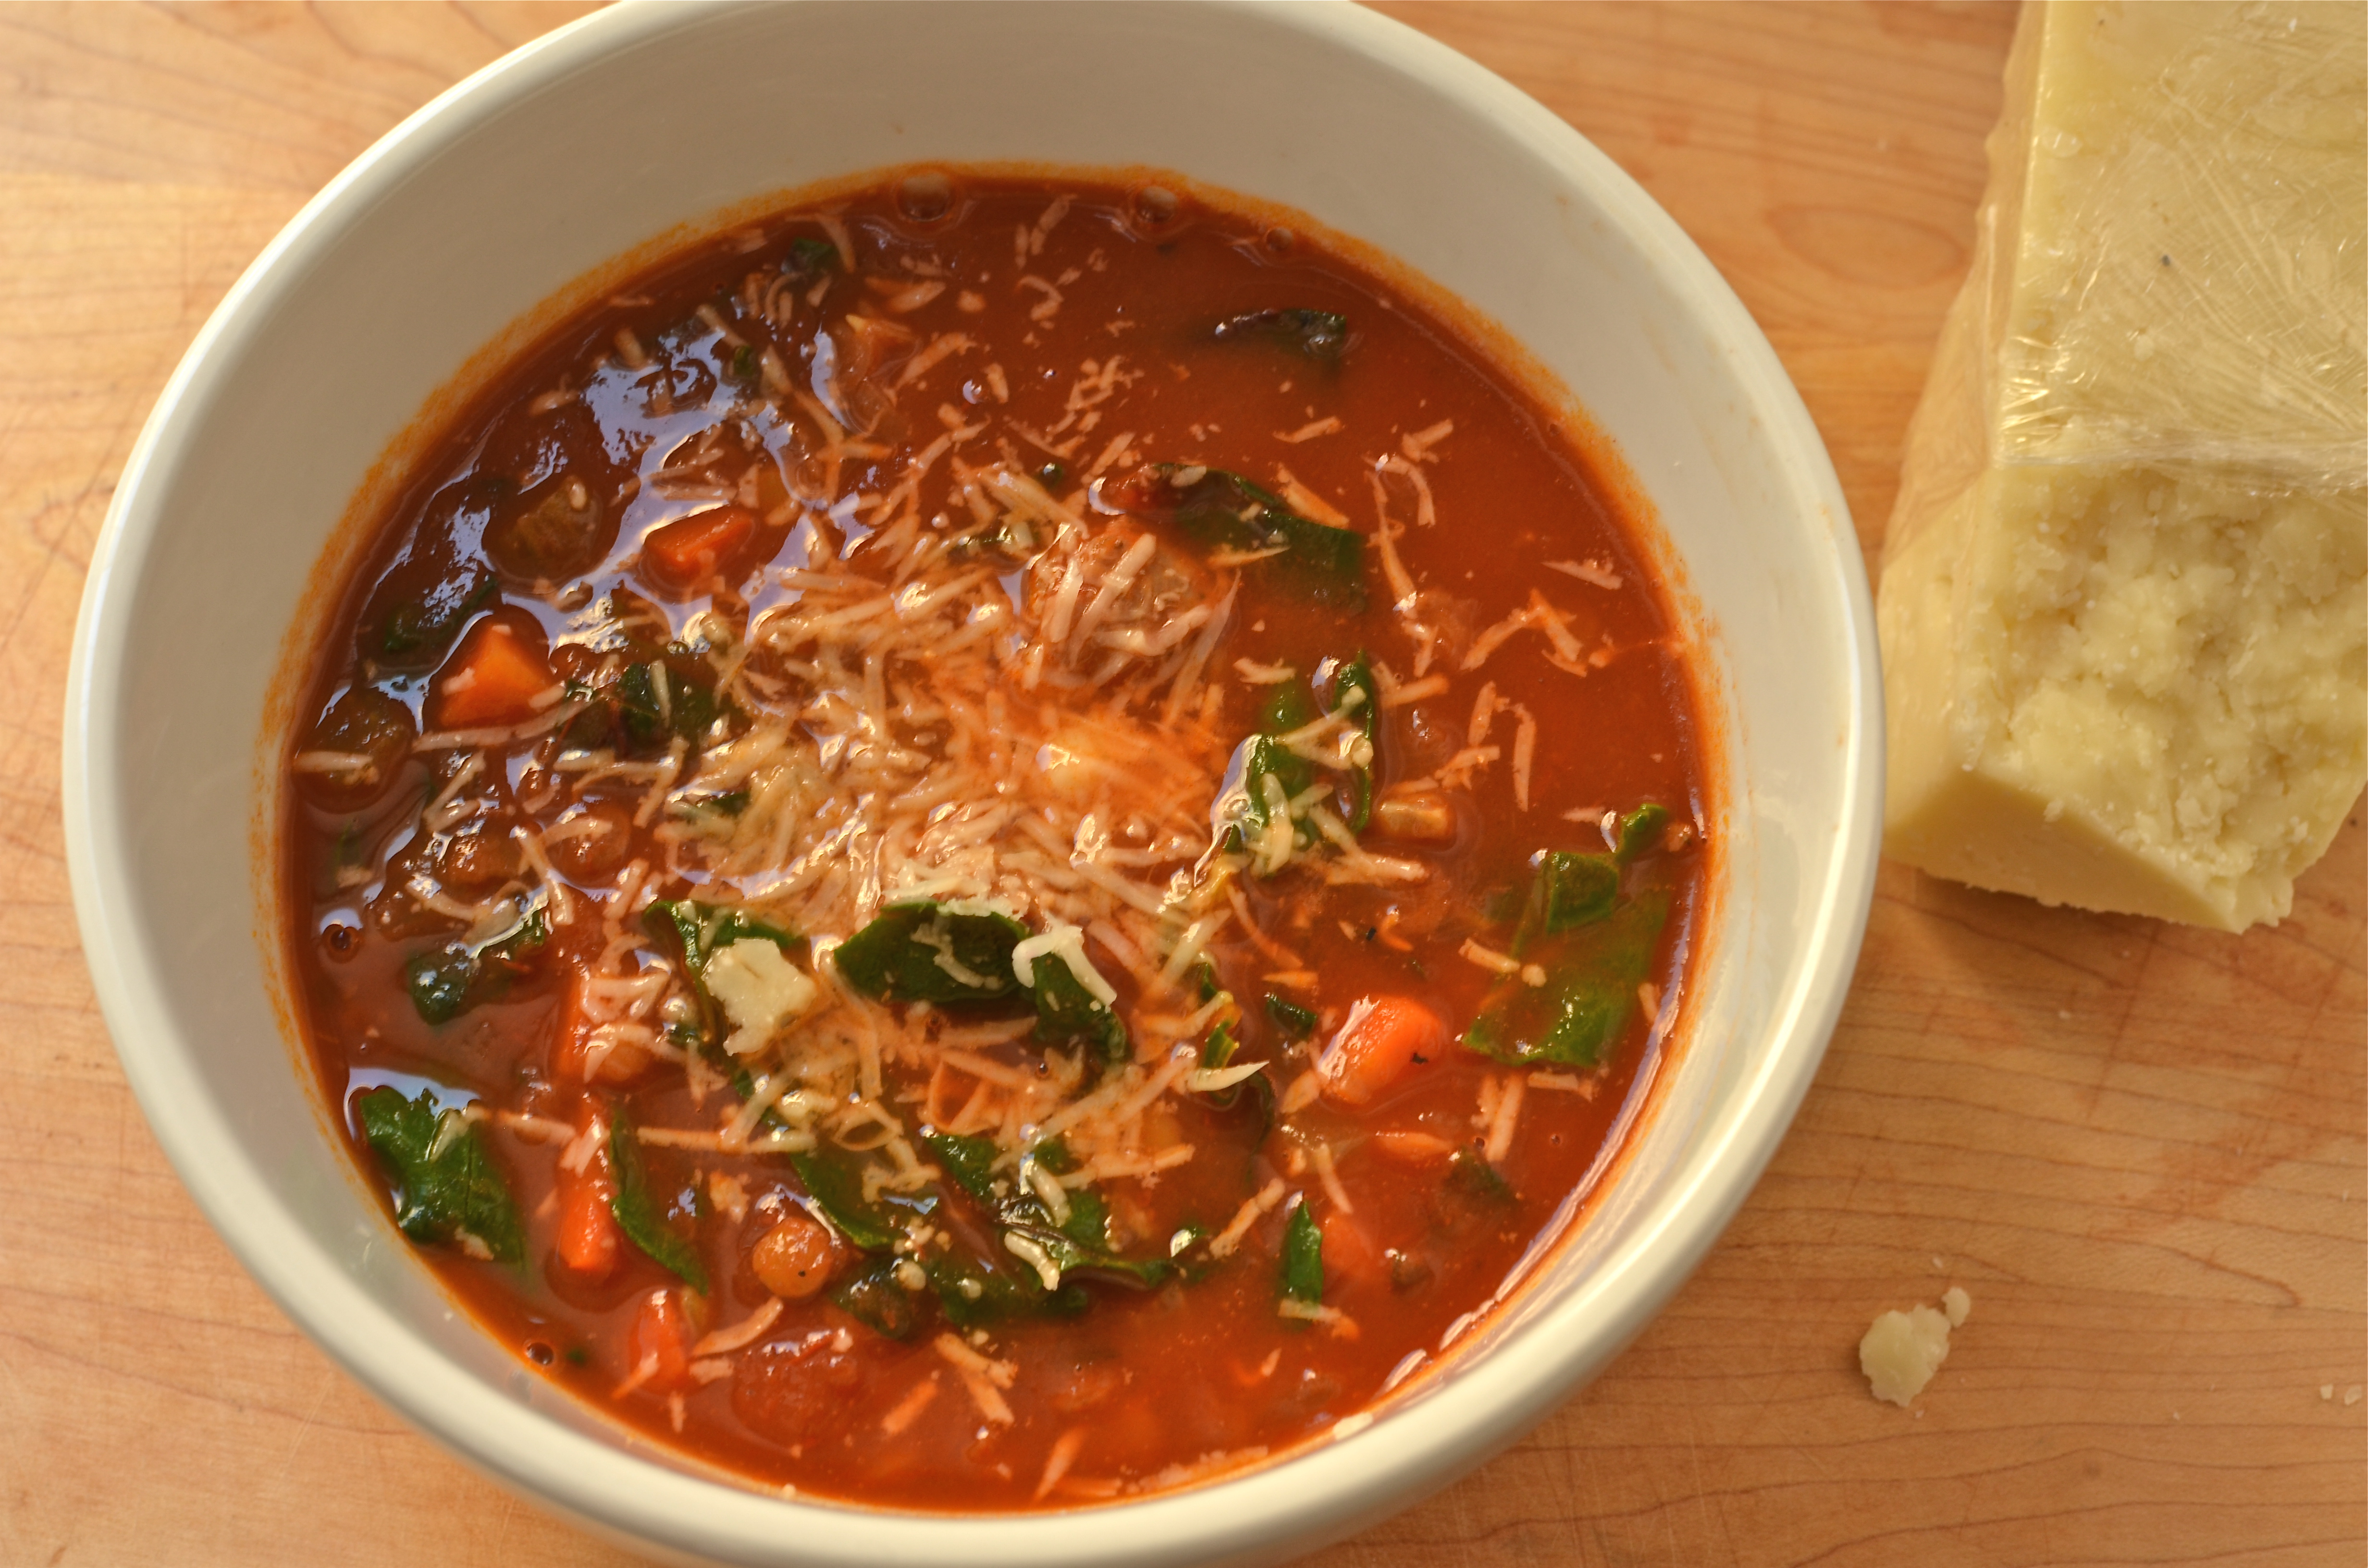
[286,173,1708,1510]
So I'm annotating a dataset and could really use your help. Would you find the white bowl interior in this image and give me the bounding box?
[66,4,1879,1565]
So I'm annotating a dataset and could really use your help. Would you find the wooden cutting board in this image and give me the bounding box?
[1,4,2357,1564]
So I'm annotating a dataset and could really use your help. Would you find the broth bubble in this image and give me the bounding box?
[1133,184,1180,228]
[896,171,955,223]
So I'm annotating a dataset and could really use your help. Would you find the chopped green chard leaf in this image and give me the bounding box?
[928,1249,1088,1330]
[643,899,800,973]
[948,516,1036,564]
[1264,993,1318,1041]
[618,659,720,749]
[920,1139,1146,1323]
[330,818,366,874]
[832,1257,924,1340]
[1280,1198,1324,1310]
[1259,677,1317,737]
[356,1086,524,1264]
[1003,1214,1174,1291]
[1059,1188,1114,1255]
[985,1141,1173,1291]
[1193,1014,1274,1126]
[835,901,1026,1003]
[1331,654,1381,831]
[789,1150,910,1252]
[1214,734,1314,876]
[1466,887,1672,1068]
[405,948,476,1024]
[1185,979,1275,1122]
[1192,1018,1237,1086]
[1194,960,1224,1005]
[1027,948,1128,1071]
[1122,466,1365,610]
[486,908,548,967]
[403,902,547,1025]
[1522,851,1620,945]
[1211,307,1350,364]
[608,1105,708,1291]
[1213,669,1367,872]
[921,1129,1000,1202]
[676,788,750,819]
[1616,803,1672,862]
[785,235,837,274]
[1449,1147,1515,1203]
[641,899,802,1052]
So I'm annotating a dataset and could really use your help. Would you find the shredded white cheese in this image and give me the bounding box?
[1009,924,1118,1004]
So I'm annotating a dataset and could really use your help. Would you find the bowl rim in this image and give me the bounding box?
[62,1,1883,1562]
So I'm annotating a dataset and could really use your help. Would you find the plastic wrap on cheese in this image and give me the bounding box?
[1880,0,2366,933]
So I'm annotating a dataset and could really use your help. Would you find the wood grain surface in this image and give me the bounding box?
[2,4,2359,1566]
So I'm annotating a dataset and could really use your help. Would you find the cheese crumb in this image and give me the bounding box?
[702,939,819,1056]
[1859,1292,1971,1408]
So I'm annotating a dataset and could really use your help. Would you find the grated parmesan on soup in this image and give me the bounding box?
[285,173,1712,1508]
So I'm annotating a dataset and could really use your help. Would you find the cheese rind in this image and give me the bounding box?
[1879,0,2367,932]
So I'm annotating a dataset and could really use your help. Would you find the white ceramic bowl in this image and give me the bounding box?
[63,3,1881,1563]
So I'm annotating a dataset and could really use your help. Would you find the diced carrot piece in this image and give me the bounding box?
[430,616,555,729]
[555,1158,618,1279]
[1315,996,1445,1109]
[628,1288,695,1394]
[642,504,755,591]
[1369,1129,1458,1165]
[549,968,653,1086]
[549,968,593,1079]
[1320,1209,1378,1281]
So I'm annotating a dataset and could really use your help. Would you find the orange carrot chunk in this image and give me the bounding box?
[550,968,654,1086]
[429,615,555,729]
[1315,995,1445,1109]
[1320,1209,1379,1281]
[1368,1129,1458,1165]
[628,1288,696,1393]
[642,504,755,592]
[555,1160,619,1279]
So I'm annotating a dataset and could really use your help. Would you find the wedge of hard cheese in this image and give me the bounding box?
[1879,0,2366,932]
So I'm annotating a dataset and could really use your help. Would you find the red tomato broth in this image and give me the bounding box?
[283,173,1710,1510]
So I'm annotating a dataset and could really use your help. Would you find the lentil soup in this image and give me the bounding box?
[284,172,1711,1509]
